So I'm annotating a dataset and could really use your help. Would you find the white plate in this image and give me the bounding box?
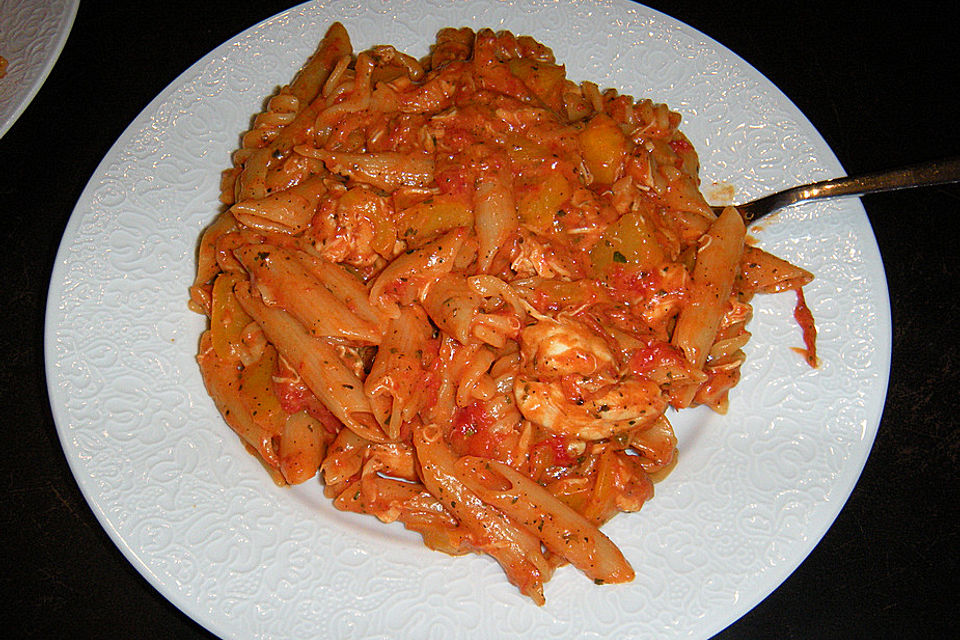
[44,1,891,638]
[0,0,78,138]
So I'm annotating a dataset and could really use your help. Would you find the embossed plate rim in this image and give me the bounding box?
[0,0,79,138]
[44,1,891,639]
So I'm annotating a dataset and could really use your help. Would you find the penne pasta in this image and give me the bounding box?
[289,22,353,105]
[738,244,814,294]
[233,280,386,442]
[279,411,327,485]
[413,424,552,604]
[453,456,634,584]
[197,331,280,468]
[369,227,467,313]
[670,206,746,406]
[421,273,484,345]
[364,305,435,437]
[190,23,817,604]
[231,174,327,234]
[474,175,519,272]
[303,149,435,192]
[233,243,382,344]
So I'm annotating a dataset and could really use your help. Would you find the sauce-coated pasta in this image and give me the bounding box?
[190,23,816,603]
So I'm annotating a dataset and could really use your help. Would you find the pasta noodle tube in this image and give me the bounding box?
[738,245,814,294]
[242,93,300,150]
[299,149,435,192]
[413,424,552,605]
[423,274,523,349]
[288,22,353,105]
[192,210,237,291]
[474,175,518,273]
[430,27,475,68]
[197,331,280,468]
[671,206,745,371]
[233,243,382,345]
[334,443,421,522]
[364,305,434,437]
[292,249,389,329]
[236,145,272,202]
[369,227,467,313]
[629,414,678,475]
[365,442,419,482]
[453,457,635,585]
[452,347,497,408]
[237,343,286,438]
[397,493,474,557]
[213,230,252,275]
[235,23,352,201]
[230,174,327,235]
[279,411,326,485]
[367,44,425,82]
[422,338,498,426]
[320,427,370,485]
[226,227,389,329]
[209,272,253,362]
[421,273,483,344]
[233,281,387,443]
[334,474,426,523]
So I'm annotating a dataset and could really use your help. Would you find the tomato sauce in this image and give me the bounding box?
[792,287,819,367]
[608,264,669,300]
[536,435,576,467]
[626,341,686,376]
[668,138,693,154]
[448,401,500,458]
[272,363,342,434]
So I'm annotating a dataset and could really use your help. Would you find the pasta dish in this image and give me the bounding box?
[189,23,816,603]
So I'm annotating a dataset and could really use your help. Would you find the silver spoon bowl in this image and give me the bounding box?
[712,157,960,224]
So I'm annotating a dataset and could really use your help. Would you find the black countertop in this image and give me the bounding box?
[2,1,957,638]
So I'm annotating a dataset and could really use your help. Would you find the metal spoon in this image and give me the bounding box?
[712,157,960,224]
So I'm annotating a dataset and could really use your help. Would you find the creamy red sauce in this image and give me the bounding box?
[791,287,818,367]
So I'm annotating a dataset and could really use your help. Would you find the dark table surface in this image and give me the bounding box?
[2,1,957,638]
